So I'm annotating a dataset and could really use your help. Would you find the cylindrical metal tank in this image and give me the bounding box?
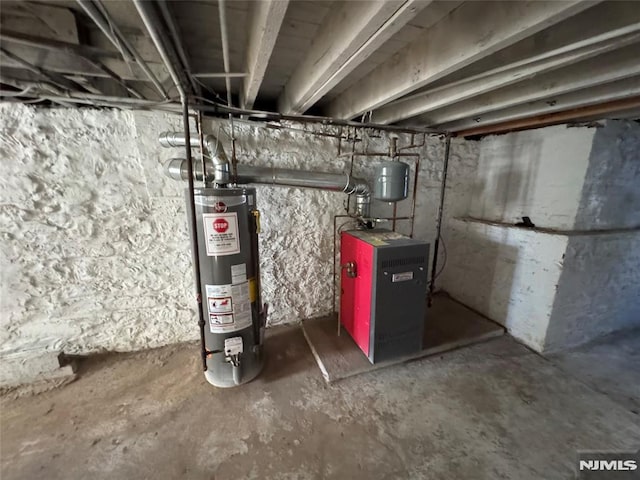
[373,161,409,202]
[188,187,265,387]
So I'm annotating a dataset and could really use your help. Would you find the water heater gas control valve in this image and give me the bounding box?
[224,337,244,357]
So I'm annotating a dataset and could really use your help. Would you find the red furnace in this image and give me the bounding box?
[340,229,429,364]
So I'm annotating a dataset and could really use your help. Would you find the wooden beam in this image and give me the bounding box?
[0,31,145,98]
[81,0,170,98]
[0,2,79,44]
[435,76,640,133]
[196,72,246,79]
[0,46,149,81]
[419,44,640,127]
[372,10,640,124]
[455,96,640,137]
[0,47,86,93]
[278,0,431,114]
[241,0,289,109]
[325,0,598,120]
[0,30,120,60]
[0,36,165,84]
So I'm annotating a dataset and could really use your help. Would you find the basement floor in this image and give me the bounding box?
[1,327,639,480]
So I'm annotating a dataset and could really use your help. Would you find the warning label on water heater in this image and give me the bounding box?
[206,283,252,333]
[203,212,240,256]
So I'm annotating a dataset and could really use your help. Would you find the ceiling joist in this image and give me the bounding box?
[372,1,640,124]
[416,44,640,128]
[278,0,432,115]
[324,0,599,120]
[0,0,637,135]
[439,76,640,133]
[241,0,289,109]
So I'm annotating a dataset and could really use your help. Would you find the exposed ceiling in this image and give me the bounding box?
[1,0,639,135]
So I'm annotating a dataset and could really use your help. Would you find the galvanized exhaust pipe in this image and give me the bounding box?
[159,131,230,185]
[163,158,376,217]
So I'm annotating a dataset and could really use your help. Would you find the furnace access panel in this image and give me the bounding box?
[340,229,429,364]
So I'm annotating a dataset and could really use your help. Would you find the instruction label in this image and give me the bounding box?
[224,337,243,356]
[206,282,252,333]
[231,263,247,284]
[203,212,240,256]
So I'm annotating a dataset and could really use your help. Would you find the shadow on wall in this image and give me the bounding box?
[574,121,640,230]
[470,137,542,223]
[546,121,640,351]
[545,232,640,351]
[442,224,518,336]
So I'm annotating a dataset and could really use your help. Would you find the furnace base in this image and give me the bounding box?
[302,293,504,383]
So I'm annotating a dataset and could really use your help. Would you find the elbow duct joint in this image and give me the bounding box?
[159,131,230,184]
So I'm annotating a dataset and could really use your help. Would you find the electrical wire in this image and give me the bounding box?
[434,233,447,279]
[193,78,227,105]
[0,86,34,97]
[427,233,447,287]
[337,218,358,234]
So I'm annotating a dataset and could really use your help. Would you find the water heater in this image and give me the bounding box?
[188,187,265,387]
[161,130,412,387]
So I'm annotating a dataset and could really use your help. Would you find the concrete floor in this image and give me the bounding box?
[548,328,640,415]
[1,326,639,480]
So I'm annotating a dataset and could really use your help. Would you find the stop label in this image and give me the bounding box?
[213,218,229,233]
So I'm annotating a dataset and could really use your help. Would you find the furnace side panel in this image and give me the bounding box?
[340,232,374,356]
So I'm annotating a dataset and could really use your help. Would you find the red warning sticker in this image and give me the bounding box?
[203,212,240,256]
[213,218,228,233]
[208,296,233,314]
[205,283,252,334]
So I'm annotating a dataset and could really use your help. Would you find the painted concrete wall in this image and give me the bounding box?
[545,121,640,350]
[545,231,640,351]
[439,125,591,350]
[0,104,477,363]
[0,106,190,358]
[5,102,631,368]
[574,120,640,230]
[439,219,566,351]
[440,120,640,352]
[469,125,595,229]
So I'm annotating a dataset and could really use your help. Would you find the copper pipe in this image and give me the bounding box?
[455,96,640,137]
[428,134,451,307]
[409,155,420,239]
[337,151,420,158]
